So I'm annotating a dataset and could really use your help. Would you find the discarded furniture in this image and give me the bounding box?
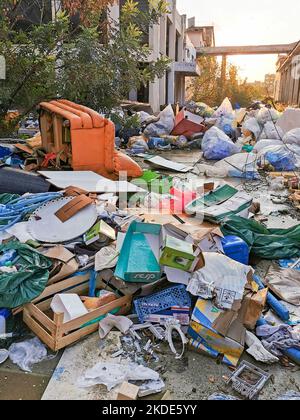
[38,99,143,179]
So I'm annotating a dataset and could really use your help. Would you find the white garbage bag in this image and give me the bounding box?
[283,128,300,146]
[144,105,175,137]
[214,152,259,179]
[242,117,262,140]
[253,139,283,153]
[213,97,234,117]
[261,121,284,140]
[201,126,239,160]
[257,107,280,125]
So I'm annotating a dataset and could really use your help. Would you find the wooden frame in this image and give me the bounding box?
[22,274,132,351]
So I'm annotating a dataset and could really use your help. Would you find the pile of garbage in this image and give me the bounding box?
[0,98,300,401]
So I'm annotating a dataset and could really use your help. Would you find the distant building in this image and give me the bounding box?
[275,41,300,106]
[264,74,276,96]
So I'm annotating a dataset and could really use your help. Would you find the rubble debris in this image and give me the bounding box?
[1,96,300,402]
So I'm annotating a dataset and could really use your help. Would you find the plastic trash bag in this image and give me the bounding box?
[144,105,175,137]
[195,102,214,118]
[242,117,262,139]
[202,127,239,160]
[253,139,283,153]
[257,107,280,125]
[127,136,149,152]
[258,145,297,171]
[9,337,49,372]
[221,215,300,259]
[283,128,300,146]
[214,153,259,179]
[213,97,233,117]
[0,241,52,308]
[262,121,284,140]
[217,116,235,136]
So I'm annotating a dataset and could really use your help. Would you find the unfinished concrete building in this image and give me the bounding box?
[110,1,215,112]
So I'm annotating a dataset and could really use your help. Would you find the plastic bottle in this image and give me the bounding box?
[0,309,10,335]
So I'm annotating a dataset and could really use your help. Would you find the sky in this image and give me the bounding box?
[177,0,300,81]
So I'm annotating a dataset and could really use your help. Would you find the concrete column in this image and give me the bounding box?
[167,65,175,104]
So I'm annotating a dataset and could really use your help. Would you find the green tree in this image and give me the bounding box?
[191,57,267,108]
[189,56,220,106]
[0,0,170,135]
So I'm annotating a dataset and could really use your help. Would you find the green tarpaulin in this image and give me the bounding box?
[221,215,300,260]
[0,241,52,308]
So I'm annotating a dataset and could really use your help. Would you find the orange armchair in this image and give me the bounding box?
[38,99,142,179]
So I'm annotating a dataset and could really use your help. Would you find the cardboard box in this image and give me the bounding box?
[84,220,116,245]
[115,222,162,283]
[159,235,196,272]
[188,298,245,367]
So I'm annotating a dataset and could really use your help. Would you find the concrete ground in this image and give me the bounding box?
[0,150,300,400]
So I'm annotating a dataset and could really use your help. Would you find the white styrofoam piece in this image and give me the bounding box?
[38,171,143,193]
[28,197,97,243]
[144,156,192,173]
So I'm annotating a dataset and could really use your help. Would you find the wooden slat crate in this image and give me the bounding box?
[23,272,132,351]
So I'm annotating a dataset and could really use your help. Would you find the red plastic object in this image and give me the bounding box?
[171,109,207,138]
[38,99,142,179]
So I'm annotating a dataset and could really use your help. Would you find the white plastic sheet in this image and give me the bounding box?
[78,362,159,390]
[9,337,49,372]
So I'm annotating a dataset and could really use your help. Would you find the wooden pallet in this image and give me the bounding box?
[23,273,132,351]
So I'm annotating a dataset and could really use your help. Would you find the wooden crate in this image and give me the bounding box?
[23,273,132,351]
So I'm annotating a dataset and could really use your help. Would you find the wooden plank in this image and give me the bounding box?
[36,282,93,312]
[24,303,56,334]
[35,274,90,304]
[55,324,99,350]
[23,311,56,350]
[61,295,132,334]
[52,115,63,153]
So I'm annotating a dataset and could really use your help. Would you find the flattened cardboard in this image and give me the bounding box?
[55,195,93,222]
[44,245,79,284]
[188,298,245,367]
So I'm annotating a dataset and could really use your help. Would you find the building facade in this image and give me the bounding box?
[275,41,300,106]
[110,0,215,112]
